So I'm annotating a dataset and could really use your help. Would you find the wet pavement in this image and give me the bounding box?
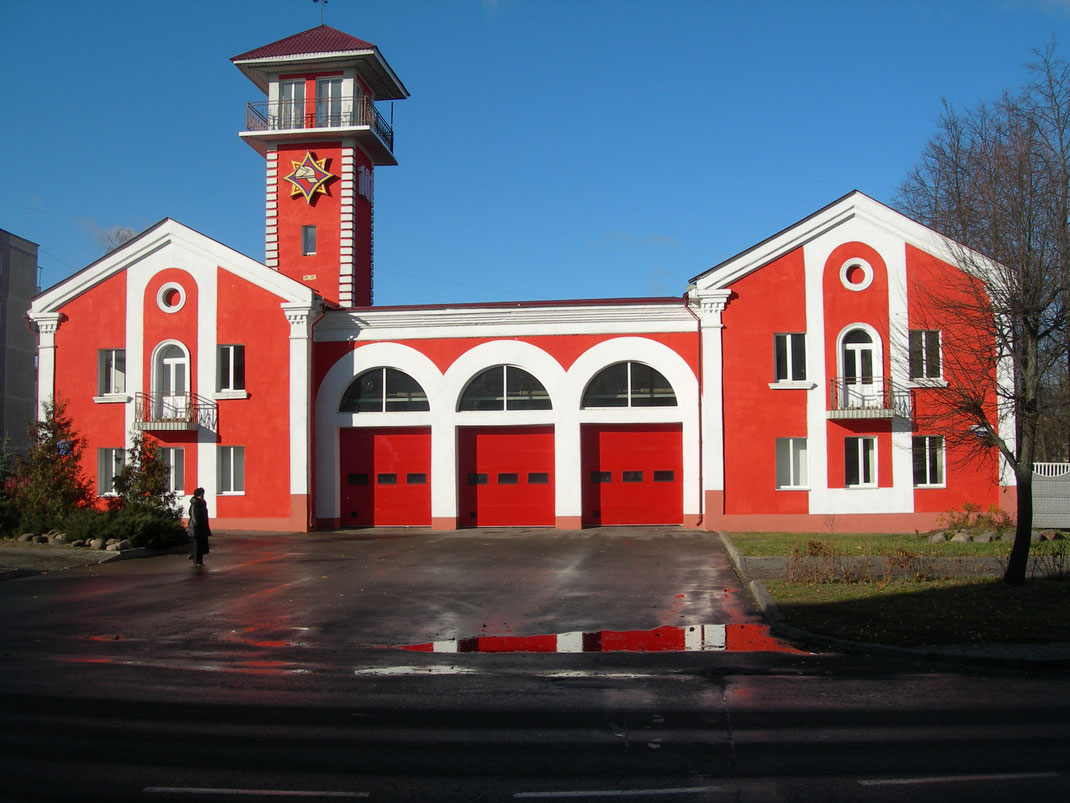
[0,527,790,669]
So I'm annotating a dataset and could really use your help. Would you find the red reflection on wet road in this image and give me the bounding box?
[400,623,804,654]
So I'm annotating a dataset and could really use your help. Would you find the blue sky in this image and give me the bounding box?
[2,0,1068,304]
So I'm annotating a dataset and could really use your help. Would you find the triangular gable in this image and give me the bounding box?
[30,218,317,315]
[688,190,991,292]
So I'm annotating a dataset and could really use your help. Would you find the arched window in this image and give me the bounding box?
[458,366,551,411]
[339,368,429,412]
[842,329,876,386]
[582,361,676,408]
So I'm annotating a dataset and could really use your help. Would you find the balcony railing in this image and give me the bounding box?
[243,97,394,151]
[828,377,913,420]
[134,392,218,432]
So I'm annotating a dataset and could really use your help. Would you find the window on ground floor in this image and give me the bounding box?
[458,365,552,411]
[159,447,185,494]
[218,446,245,494]
[844,436,876,488]
[582,361,676,407]
[912,435,945,487]
[98,447,125,496]
[775,438,808,489]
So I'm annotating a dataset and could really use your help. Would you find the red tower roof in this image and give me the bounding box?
[232,25,408,100]
[231,25,376,61]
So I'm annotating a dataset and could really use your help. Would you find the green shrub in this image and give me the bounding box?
[108,508,186,550]
[62,507,110,542]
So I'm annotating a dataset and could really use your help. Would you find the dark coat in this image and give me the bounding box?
[189,496,211,555]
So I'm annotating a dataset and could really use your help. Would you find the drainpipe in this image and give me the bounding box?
[684,294,703,529]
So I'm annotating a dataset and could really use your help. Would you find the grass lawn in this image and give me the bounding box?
[728,531,1014,557]
[765,578,1070,647]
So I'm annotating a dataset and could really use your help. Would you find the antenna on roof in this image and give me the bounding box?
[312,0,328,25]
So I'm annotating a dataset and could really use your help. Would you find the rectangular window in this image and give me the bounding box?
[497,472,519,485]
[279,78,305,128]
[467,473,488,485]
[217,345,246,392]
[218,446,245,494]
[528,472,549,485]
[98,349,126,395]
[653,470,675,482]
[844,437,876,488]
[302,225,317,256]
[98,447,125,496]
[909,330,942,380]
[377,473,397,485]
[348,473,369,485]
[159,447,184,494]
[774,333,806,382]
[913,436,945,487]
[406,473,427,485]
[775,438,808,489]
[622,471,643,483]
[591,471,611,483]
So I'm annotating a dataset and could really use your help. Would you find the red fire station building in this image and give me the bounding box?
[28,26,1012,533]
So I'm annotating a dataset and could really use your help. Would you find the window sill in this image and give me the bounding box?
[914,483,947,490]
[845,484,879,490]
[218,491,245,496]
[768,381,816,390]
[213,390,249,401]
[775,486,810,491]
[93,394,130,404]
[907,379,949,389]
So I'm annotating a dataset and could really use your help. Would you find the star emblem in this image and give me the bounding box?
[283,151,334,204]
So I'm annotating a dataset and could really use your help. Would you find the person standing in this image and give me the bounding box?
[188,487,211,567]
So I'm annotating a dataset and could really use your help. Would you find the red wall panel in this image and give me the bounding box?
[458,426,555,527]
[339,427,431,526]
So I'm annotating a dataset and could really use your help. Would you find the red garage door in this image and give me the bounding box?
[581,424,682,526]
[340,427,431,526]
[458,426,555,527]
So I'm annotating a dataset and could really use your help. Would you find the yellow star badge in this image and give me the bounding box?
[284,151,334,204]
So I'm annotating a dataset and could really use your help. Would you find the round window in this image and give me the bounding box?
[157,282,186,313]
[839,259,874,292]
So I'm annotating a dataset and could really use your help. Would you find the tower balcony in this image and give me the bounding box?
[133,392,218,433]
[240,98,396,165]
[827,378,913,421]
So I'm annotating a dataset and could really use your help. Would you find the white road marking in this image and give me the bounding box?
[514,786,725,798]
[858,772,1060,786]
[352,664,477,675]
[557,631,585,652]
[144,788,367,798]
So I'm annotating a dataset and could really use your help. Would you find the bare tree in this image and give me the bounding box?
[896,44,1070,584]
[97,224,138,254]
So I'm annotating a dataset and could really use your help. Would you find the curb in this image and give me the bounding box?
[718,531,1070,670]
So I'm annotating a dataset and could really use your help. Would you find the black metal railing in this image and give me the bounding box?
[133,392,218,432]
[828,377,913,420]
[243,97,394,151]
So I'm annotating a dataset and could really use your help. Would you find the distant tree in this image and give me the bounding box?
[896,44,1070,584]
[11,397,93,531]
[97,225,138,254]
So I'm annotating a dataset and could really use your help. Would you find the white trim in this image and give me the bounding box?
[156,282,186,313]
[839,257,874,292]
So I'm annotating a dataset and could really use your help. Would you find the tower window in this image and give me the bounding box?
[302,225,316,256]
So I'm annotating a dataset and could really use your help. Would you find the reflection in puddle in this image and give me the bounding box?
[400,623,804,654]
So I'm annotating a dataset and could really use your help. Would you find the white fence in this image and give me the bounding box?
[1033,463,1070,528]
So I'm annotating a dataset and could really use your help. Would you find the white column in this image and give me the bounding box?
[283,304,315,497]
[691,290,731,498]
[29,313,63,420]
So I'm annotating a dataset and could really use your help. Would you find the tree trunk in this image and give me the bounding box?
[1004,468,1033,584]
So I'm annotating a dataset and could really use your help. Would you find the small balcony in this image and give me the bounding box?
[133,392,218,432]
[828,378,913,421]
[240,97,396,164]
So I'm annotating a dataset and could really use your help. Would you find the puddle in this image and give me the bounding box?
[399,623,804,654]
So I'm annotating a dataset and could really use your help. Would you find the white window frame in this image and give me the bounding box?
[909,329,944,383]
[97,349,126,396]
[98,447,125,496]
[301,225,316,256]
[217,344,246,393]
[218,446,245,495]
[772,333,807,385]
[913,436,945,488]
[159,447,185,494]
[844,436,877,488]
[775,437,808,489]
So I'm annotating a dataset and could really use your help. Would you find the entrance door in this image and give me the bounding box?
[840,329,881,408]
[279,79,306,129]
[581,424,682,526]
[316,77,343,127]
[154,344,188,420]
[340,428,431,526]
[457,426,555,527]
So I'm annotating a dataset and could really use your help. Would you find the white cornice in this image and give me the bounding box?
[314,303,694,342]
